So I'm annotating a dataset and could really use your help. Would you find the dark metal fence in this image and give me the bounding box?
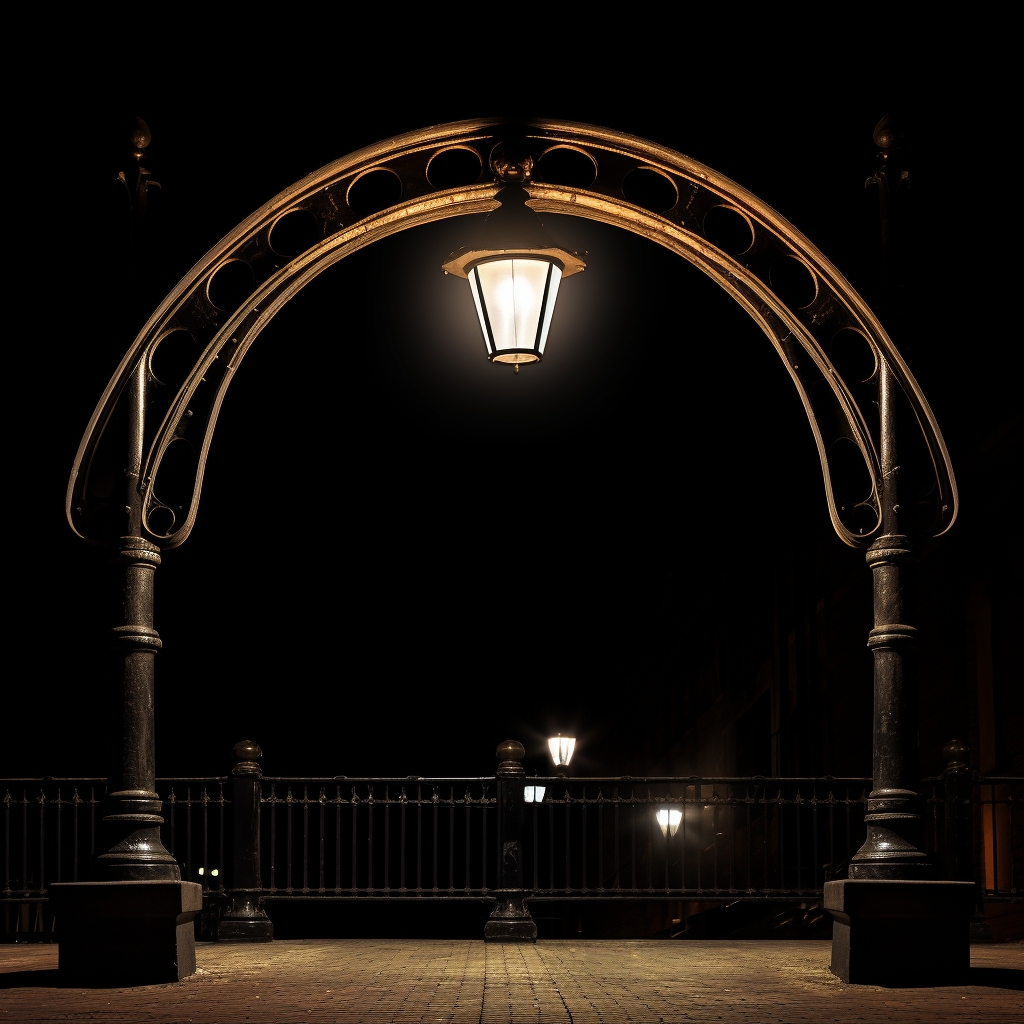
[521,777,868,900]
[2,779,228,941]
[3,750,1021,941]
[260,779,497,896]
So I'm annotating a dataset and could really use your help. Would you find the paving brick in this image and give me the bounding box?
[0,940,1021,1023]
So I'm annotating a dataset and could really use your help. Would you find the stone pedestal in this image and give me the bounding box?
[218,893,274,942]
[824,879,976,985]
[50,880,203,985]
[484,891,537,943]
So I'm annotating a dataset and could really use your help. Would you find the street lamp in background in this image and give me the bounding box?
[656,808,682,838]
[548,735,576,777]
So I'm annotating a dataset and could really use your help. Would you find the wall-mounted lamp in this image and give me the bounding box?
[656,808,682,838]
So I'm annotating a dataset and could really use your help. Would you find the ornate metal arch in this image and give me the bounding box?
[67,117,956,550]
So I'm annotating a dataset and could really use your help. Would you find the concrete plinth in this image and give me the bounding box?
[50,880,203,985]
[824,879,977,985]
[483,891,537,943]
[218,893,274,942]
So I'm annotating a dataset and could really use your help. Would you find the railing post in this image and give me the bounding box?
[218,741,273,942]
[941,739,974,883]
[942,738,993,942]
[484,740,537,942]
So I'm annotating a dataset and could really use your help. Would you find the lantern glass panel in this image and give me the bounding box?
[470,258,562,362]
[548,736,576,766]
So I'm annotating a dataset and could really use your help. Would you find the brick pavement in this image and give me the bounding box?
[0,940,1021,1023]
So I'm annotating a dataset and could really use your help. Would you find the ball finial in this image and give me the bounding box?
[232,739,263,774]
[495,739,526,777]
[942,738,968,770]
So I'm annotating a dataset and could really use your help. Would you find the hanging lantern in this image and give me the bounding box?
[443,180,586,369]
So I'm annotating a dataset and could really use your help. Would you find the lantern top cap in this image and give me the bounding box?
[441,184,587,279]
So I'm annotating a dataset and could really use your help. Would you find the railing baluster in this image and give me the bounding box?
[335,786,341,892]
[319,786,326,892]
[464,785,471,892]
[269,784,277,891]
[416,785,423,892]
[613,787,621,891]
[302,784,309,892]
[284,785,293,891]
[351,788,358,892]
[480,784,486,892]
[384,785,391,892]
[448,786,454,891]
[367,785,375,892]
[400,787,407,892]
[565,783,571,891]
[581,788,587,893]
[72,788,79,882]
[37,786,45,892]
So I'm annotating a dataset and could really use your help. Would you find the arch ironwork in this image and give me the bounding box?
[67,117,956,550]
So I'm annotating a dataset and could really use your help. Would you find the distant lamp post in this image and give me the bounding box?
[524,782,546,804]
[548,735,576,776]
[656,808,682,838]
[442,144,586,372]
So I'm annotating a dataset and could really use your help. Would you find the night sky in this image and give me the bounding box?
[9,57,1004,785]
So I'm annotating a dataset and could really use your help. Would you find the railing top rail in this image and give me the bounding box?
[513,776,874,785]
[261,777,499,784]
[0,777,229,783]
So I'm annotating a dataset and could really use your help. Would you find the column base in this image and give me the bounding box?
[50,881,202,986]
[824,879,976,985]
[484,891,537,943]
[218,893,274,942]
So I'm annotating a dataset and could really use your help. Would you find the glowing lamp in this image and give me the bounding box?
[656,808,682,837]
[443,184,585,369]
[548,735,576,771]
[524,784,546,803]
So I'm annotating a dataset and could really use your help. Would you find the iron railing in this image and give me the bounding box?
[260,779,497,896]
[3,755,1021,941]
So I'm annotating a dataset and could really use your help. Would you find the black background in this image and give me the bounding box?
[7,43,1005,786]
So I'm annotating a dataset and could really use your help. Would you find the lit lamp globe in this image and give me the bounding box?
[656,808,682,838]
[548,735,576,776]
[443,180,586,371]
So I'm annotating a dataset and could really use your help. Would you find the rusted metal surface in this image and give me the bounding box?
[1,940,1021,1022]
[66,118,957,553]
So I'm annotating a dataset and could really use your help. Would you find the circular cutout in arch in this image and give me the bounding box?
[149,330,197,388]
[148,436,198,534]
[538,146,597,189]
[621,167,678,214]
[769,254,817,310]
[830,328,877,385]
[208,259,254,312]
[426,147,483,189]
[347,168,402,219]
[270,209,320,257]
[147,504,175,535]
[702,205,754,256]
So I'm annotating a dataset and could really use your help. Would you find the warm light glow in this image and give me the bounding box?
[656,808,682,837]
[211,868,219,876]
[524,785,546,804]
[548,735,576,767]
[198,867,204,875]
[468,258,562,363]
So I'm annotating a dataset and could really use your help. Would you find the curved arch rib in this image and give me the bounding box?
[67,118,956,550]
